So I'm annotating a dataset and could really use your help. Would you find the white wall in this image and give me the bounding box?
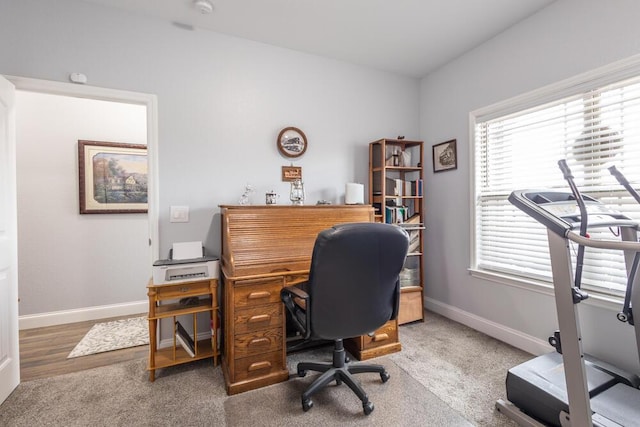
[15,91,149,316]
[0,0,420,316]
[420,0,640,372]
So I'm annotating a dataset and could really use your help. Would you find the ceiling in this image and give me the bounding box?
[80,0,555,78]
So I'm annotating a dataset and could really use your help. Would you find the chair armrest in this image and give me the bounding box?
[281,284,311,339]
[282,285,309,301]
[390,278,400,321]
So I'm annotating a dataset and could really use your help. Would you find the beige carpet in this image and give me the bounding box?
[225,357,472,426]
[0,356,470,426]
[390,314,530,426]
[1,311,530,426]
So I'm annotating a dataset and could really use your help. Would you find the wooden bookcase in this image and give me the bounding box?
[369,138,425,324]
[147,278,220,381]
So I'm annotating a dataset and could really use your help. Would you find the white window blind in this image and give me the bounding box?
[473,73,640,297]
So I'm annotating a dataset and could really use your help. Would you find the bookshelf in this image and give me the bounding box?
[369,138,424,324]
[146,278,220,381]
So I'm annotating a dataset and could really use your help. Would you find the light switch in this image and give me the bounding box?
[170,205,189,223]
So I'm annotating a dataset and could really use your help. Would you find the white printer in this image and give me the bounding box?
[152,241,219,285]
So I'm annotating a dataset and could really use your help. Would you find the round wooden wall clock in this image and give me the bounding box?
[277,127,307,158]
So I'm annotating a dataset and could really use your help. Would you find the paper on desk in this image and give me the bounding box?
[172,241,203,260]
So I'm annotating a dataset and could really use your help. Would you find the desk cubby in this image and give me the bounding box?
[147,278,219,381]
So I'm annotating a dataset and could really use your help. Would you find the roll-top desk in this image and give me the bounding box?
[220,205,402,395]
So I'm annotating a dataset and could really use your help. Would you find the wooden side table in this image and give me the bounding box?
[147,278,219,381]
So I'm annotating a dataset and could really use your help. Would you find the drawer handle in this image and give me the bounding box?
[373,333,389,342]
[248,314,271,323]
[248,361,272,371]
[180,287,190,293]
[249,337,270,346]
[248,291,271,300]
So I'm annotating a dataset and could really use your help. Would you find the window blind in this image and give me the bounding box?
[473,74,640,297]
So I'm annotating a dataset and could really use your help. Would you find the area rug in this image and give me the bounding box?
[67,316,148,358]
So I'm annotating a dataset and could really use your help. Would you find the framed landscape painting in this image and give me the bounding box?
[78,140,148,214]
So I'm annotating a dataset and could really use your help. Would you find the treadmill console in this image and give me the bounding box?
[509,190,633,237]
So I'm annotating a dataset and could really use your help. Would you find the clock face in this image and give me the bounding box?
[277,127,307,158]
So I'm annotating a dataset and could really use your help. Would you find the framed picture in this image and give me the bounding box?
[432,139,457,173]
[281,165,302,182]
[78,140,148,214]
[277,127,307,158]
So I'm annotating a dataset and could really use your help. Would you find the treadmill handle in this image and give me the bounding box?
[567,230,640,251]
[559,159,589,289]
[609,165,640,205]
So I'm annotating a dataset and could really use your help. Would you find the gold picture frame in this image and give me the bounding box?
[78,140,148,214]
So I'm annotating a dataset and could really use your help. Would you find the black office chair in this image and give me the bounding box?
[281,222,409,415]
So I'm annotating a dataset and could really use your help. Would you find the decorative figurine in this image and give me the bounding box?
[239,184,254,205]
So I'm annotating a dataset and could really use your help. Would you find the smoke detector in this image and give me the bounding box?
[194,0,213,14]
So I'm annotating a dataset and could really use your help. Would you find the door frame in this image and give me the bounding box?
[5,75,160,292]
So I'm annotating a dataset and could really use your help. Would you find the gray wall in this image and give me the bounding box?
[15,92,149,315]
[420,0,640,372]
[0,0,420,314]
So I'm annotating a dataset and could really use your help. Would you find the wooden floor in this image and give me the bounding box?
[19,314,149,382]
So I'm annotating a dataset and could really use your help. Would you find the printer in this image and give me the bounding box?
[152,241,219,285]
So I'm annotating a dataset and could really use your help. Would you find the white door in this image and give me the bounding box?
[0,75,19,404]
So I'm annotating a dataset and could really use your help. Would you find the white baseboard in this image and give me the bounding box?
[424,297,550,356]
[19,300,148,330]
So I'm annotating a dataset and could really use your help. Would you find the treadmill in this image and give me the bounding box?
[496,160,640,427]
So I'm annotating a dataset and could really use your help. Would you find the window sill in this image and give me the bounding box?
[468,268,624,312]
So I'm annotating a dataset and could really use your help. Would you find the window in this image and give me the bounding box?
[472,59,640,298]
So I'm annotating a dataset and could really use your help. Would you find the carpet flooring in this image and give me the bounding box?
[1,311,531,426]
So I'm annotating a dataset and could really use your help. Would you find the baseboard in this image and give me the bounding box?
[19,300,148,330]
[424,297,550,356]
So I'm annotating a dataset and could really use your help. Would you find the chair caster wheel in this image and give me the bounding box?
[302,398,313,412]
[363,401,374,415]
[297,369,307,378]
[336,378,342,386]
[380,371,390,383]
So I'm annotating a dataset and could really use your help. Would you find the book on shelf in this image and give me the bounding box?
[397,215,424,229]
[385,178,423,198]
[408,229,421,254]
[385,206,409,224]
[414,179,423,196]
[175,320,196,357]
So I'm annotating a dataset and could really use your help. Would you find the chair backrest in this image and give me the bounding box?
[307,222,409,340]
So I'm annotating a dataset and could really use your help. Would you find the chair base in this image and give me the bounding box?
[296,339,390,415]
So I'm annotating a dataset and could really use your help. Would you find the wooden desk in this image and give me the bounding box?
[147,278,220,381]
[219,205,401,395]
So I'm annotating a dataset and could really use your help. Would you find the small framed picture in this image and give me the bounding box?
[78,140,148,214]
[282,165,302,182]
[432,139,457,173]
[277,127,307,158]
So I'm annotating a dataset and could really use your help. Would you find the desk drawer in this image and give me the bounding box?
[233,350,284,382]
[154,280,213,300]
[234,278,283,308]
[234,328,283,358]
[361,320,398,349]
[235,304,283,335]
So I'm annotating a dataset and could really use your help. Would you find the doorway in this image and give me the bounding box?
[9,76,159,329]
